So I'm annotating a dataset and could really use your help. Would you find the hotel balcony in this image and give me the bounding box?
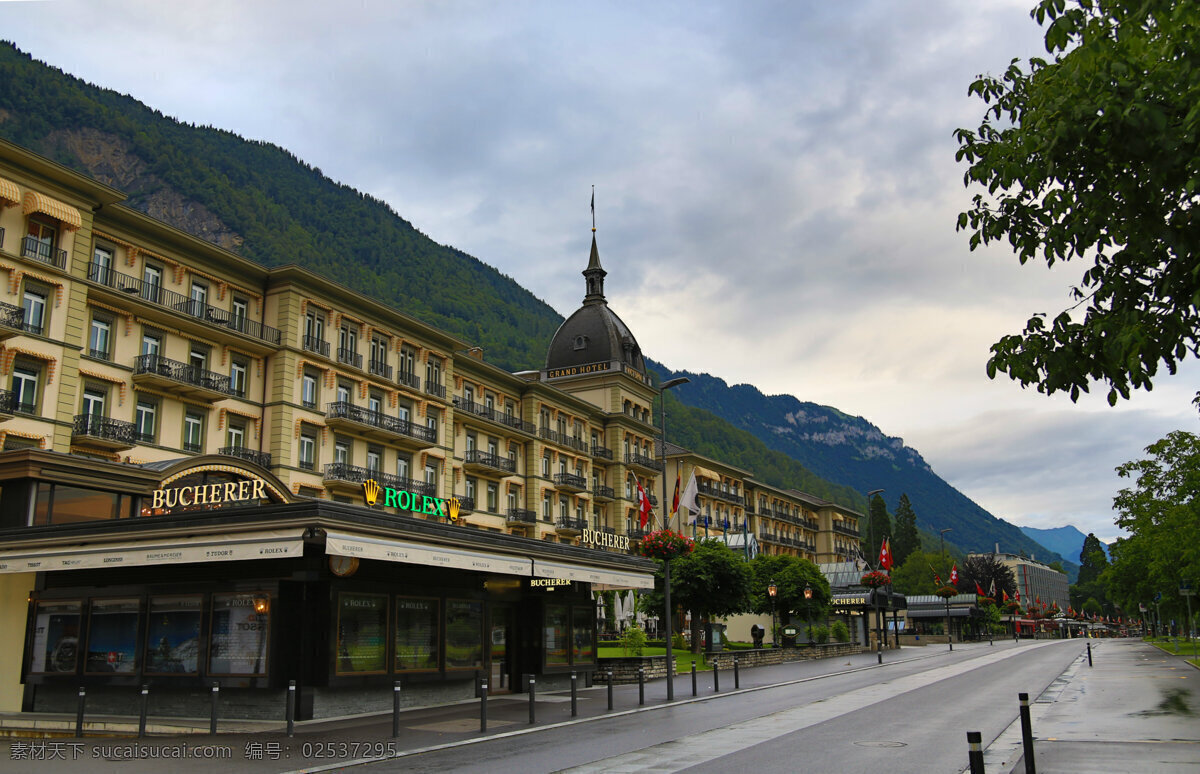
[87,262,281,346]
[322,463,435,498]
[624,451,663,473]
[72,413,137,450]
[396,370,420,392]
[133,354,238,402]
[302,334,330,358]
[425,381,447,399]
[561,435,589,454]
[0,301,23,340]
[457,399,535,435]
[506,508,537,527]
[697,481,744,505]
[452,495,476,514]
[218,446,273,469]
[801,518,820,532]
[555,516,586,537]
[0,390,15,421]
[22,235,67,269]
[325,401,437,449]
[591,485,615,502]
[553,472,587,492]
[591,444,613,461]
[628,527,649,542]
[463,449,516,475]
[337,347,362,369]
[832,522,860,538]
[368,359,393,380]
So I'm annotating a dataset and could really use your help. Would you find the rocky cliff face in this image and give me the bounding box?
[45,128,243,252]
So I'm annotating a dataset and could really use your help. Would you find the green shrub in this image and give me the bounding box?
[812,625,830,644]
[830,620,850,643]
[620,624,647,656]
[673,632,686,651]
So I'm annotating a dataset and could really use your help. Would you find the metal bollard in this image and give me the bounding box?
[607,671,613,710]
[691,661,697,696]
[1019,692,1037,773]
[713,660,720,693]
[393,681,402,738]
[966,730,985,774]
[75,686,86,738]
[138,684,149,738]
[1087,642,1092,667]
[479,679,488,733]
[734,657,740,689]
[527,674,536,724]
[210,682,219,735]
[571,672,577,717]
[638,666,645,705]
[286,680,296,738]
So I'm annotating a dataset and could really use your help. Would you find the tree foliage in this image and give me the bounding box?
[639,540,753,653]
[955,0,1200,404]
[747,553,830,624]
[865,493,892,563]
[891,551,954,596]
[891,494,921,567]
[956,554,1018,600]
[1105,431,1200,618]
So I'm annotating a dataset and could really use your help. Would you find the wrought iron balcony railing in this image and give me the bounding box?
[506,508,537,525]
[134,354,236,396]
[368,359,392,379]
[22,236,67,269]
[465,449,516,474]
[72,413,137,445]
[397,370,420,391]
[337,347,362,369]
[325,401,437,443]
[624,452,664,471]
[218,446,273,468]
[302,335,330,357]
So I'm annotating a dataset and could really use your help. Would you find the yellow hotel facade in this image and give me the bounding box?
[0,138,859,719]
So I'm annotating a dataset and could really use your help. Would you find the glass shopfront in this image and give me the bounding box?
[208,593,271,676]
[145,595,203,674]
[394,596,439,672]
[29,601,81,674]
[84,598,140,674]
[336,593,388,675]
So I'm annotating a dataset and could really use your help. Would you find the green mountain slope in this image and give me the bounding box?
[0,41,1065,562]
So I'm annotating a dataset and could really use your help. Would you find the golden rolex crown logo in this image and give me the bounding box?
[448,497,461,521]
[363,479,381,506]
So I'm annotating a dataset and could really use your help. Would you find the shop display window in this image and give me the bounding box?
[84,598,140,673]
[444,599,483,670]
[544,603,569,666]
[394,596,439,672]
[572,605,595,663]
[145,595,203,674]
[29,601,81,673]
[336,593,388,675]
[209,593,270,675]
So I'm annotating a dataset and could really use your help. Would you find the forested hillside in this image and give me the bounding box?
[0,41,1064,559]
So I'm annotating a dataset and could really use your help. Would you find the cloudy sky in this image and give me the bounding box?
[4,0,1195,544]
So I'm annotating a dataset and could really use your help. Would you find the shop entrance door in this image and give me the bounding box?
[489,604,514,694]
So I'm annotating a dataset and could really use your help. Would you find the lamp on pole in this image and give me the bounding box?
[865,489,884,664]
[940,528,953,651]
[768,581,778,648]
[658,376,689,702]
[804,584,813,646]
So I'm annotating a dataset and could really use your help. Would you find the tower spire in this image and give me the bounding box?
[584,187,606,303]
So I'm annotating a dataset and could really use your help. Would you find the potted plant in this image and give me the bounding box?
[638,529,696,561]
[860,570,891,589]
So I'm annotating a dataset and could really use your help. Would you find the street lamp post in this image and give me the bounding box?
[867,488,885,664]
[658,376,689,702]
[768,581,778,648]
[804,584,813,646]
[940,528,953,651]
[865,489,884,565]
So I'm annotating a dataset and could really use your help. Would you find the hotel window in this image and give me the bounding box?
[227,421,246,450]
[484,393,495,412]
[463,384,474,405]
[369,336,389,374]
[190,345,208,373]
[399,346,416,382]
[426,409,439,441]
[12,362,40,414]
[91,244,114,284]
[338,323,358,355]
[541,452,551,477]
[397,400,411,423]
[22,287,47,336]
[508,444,517,468]
[88,316,112,360]
[334,439,349,465]
[465,476,477,501]
[486,482,498,512]
[424,462,438,493]
[301,371,318,409]
[625,475,633,499]
[142,264,163,303]
[189,281,208,317]
[230,358,248,398]
[81,386,106,418]
[542,492,551,520]
[366,447,382,473]
[397,455,410,481]
[465,433,476,454]
[539,408,550,431]
[556,415,566,438]
[504,400,514,418]
[368,391,383,415]
[230,297,248,332]
[425,356,442,389]
[507,490,517,511]
[135,399,157,443]
[141,331,161,357]
[559,496,569,519]
[336,382,351,404]
[23,217,58,264]
[183,411,204,453]
[298,431,316,470]
[487,437,498,457]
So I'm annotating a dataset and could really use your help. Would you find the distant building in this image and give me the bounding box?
[973,547,1069,612]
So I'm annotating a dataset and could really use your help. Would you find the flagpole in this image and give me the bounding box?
[658,376,689,703]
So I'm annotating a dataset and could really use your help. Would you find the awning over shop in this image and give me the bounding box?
[23,190,82,230]
[906,607,977,619]
[0,528,306,573]
[324,530,532,577]
[532,558,655,589]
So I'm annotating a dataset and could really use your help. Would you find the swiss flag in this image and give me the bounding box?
[878,538,893,571]
[950,563,959,586]
[636,479,652,529]
[975,581,985,596]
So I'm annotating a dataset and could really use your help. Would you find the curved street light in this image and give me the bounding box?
[768,580,778,648]
[659,375,689,702]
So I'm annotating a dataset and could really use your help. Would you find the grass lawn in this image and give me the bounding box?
[1147,638,1200,658]
[597,646,710,670]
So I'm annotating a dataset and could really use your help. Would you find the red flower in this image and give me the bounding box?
[860,570,891,588]
[638,529,695,561]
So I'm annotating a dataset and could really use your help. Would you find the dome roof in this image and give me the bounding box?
[545,235,647,376]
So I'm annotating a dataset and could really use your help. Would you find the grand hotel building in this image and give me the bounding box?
[0,138,861,719]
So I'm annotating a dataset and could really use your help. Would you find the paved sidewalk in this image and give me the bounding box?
[982,639,1200,773]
